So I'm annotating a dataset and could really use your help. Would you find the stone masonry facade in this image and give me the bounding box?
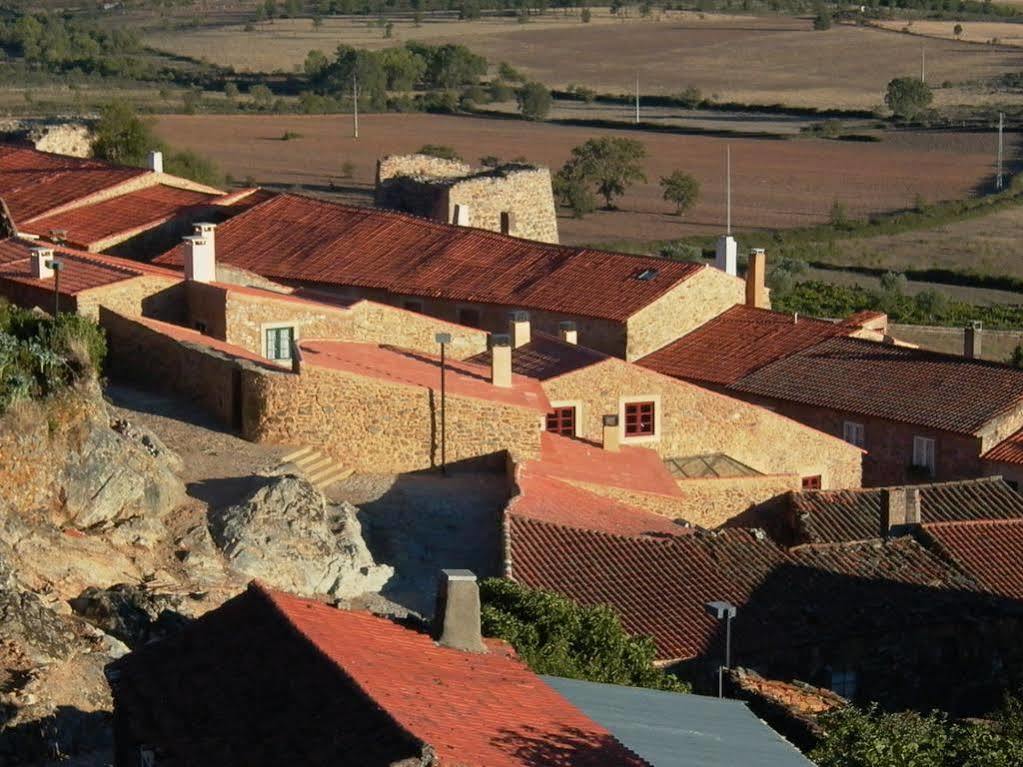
[375,154,559,244]
[543,358,863,490]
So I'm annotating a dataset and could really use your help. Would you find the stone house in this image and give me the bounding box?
[640,304,1023,486]
[153,192,751,361]
[376,153,560,244]
[106,577,653,766]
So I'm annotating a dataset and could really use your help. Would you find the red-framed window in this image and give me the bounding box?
[624,401,655,437]
[546,406,576,437]
[802,475,822,491]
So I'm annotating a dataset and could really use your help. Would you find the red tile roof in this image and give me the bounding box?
[531,432,682,497]
[731,336,1023,435]
[790,477,1023,544]
[111,582,651,766]
[509,516,987,662]
[638,305,852,386]
[923,519,1023,600]
[153,193,708,322]
[0,236,178,296]
[299,339,550,411]
[0,144,147,222]
[984,427,1023,465]
[22,184,219,249]
[467,333,608,381]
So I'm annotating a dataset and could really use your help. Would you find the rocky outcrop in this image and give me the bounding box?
[0,119,94,158]
[69,584,190,649]
[209,476,392,599]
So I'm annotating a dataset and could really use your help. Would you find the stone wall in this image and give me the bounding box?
[625,267,746,361]
[543,358,863,490]
[0,119,93,158]
[375,154,559,244]
[242,363,543,473]
[77,276,185,324]
[347,300,488,359]
[890,323,1023,363]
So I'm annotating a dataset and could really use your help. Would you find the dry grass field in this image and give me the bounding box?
[144,13,1023,109]
[153,112,1008,245]
[874,19,1023,46]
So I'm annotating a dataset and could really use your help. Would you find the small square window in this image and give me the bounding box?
[546,406,576,437]
[265,326,294,361]
[913,436,936,474]
[624,401,655,437]
[802,475,822,491]
[842,421,865,448]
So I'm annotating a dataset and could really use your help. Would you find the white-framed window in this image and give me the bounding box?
[843,421,865,448]
[912,436,936,474]
[264,325,295,361]
[830,669,858,699]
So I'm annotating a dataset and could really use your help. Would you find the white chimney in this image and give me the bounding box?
[183,235,215,283]
[559,320,578,345]
[509,311,530,348]
[30,246,54,279]
[433,569,487,653]
[715,235,737,276]
[148,150,163,174]
[453,204,472,227]
[491,334,512,388]
[602,414,620,452]
[193,222,216,254]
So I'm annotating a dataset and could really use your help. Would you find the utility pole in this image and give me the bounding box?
[997,112,1005,190]
[921,47,926,82]
[635,75,640,124]
[352,71,359,139]
[726,144,732,235]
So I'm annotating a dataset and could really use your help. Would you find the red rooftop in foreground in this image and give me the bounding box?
[107,578,650,767]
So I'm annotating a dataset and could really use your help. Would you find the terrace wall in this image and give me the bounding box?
[75,275,185,324]
[544,359,862,490]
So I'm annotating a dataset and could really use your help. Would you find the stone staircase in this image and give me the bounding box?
[279,446,354,491]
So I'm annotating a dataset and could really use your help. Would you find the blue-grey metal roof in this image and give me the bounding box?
[542,676,817,767]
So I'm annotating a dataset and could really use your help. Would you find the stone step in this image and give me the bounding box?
[301,454,334,475]
[280,445,315,464]
[307,464,354,489]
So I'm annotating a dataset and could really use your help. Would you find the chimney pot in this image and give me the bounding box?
[30,246,54,279]
[746,248,767,308]
[715,235,737,277]
[559,320,578,345]
[453,204,472,227]
[433,569,487,653]
[509,311,531,348]
[883,487,921,536]
[964,321,983,360]
[491,333,512,388]
[602,414,620,452]
[148,150,163,174]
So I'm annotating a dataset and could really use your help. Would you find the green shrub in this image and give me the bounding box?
[416,143,462,161]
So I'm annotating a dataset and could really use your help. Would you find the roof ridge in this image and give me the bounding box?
[924,517,1023,529]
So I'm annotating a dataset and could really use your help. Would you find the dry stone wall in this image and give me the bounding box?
[78,276,185,325]
[543,358,862,490]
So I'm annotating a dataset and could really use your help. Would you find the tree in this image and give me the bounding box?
[498,61,525,83]
[813,8,832,29]
[304,49,329,77]
[480,579,689,692]
[516,81,551,120]
[1010,344,1023,369]
[224,81,240,100]
[829,199,850,229]
[378,47,427,90]
[660,170,700,215]
[249,83,274,110]
[91,100,157,166]
[884,76,933,119]
[164,149,222,187]
[553,171,597,217]
[954,22,964,38]
[558,137,647,209]
[417,144,462,161]
[581,7,592,21]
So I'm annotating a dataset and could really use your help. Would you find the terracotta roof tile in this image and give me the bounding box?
[984,427,1023,465]
[791,477,1023,544]
[153,193,706,322]
[299,339,550,412]
[23,184,218,248]
[467,333,608,381]
[509,517,989,662]
[638,305,852,386]
[0,144,147,222]
[731,336,1023,435]
[111,583,651,766]
[923,518,1023,600]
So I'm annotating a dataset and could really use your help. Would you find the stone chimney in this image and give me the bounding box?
[500,211,516,236]
[30,246,54,279]
[491,334,512,388]
[433,569,487,653]
[148,150,163,174]
[746,248,767,308]
[509,311,531,349]
[964,321,983,360]
[453,204,472,227]
[602,414,620,452]
[559,321,578,345]
[183,235,215,283]
[883,487,921,536]
[715,235,737,277]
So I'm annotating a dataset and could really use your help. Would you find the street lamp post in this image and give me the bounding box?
[435,332,451,475]
[705,600,738,699]
[48,259,63,316]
